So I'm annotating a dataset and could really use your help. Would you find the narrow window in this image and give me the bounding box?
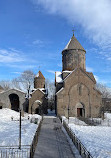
[79,85,82,96]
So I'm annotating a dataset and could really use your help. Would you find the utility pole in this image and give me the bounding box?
[19,109,21,150]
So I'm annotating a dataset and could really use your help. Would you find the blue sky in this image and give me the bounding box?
[0,0,111,87]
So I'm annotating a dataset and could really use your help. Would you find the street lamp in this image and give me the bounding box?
[19,109,21,150]
[68,106,70,124]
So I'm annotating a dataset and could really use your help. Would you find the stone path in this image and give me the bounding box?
[34,116,75,158]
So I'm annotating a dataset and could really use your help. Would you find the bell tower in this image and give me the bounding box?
[34,71,45,89]
[62,33,86,71]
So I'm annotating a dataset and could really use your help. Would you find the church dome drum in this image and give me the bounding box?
[62,34,86,71]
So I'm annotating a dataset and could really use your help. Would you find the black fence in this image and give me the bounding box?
[0,145,30,158]
[79,117,102,126]
[0,119,42,158]
[30,119,42,158]
[63,120,93,158]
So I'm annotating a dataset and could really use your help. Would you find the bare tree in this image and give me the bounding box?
[96,83,111,114]
[11,78,22,90]
[18,70,35,97]
[0,80,11,91]
[45,79,55,110]
[96,83,111,98]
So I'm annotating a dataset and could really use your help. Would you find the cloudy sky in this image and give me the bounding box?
[0,0,111,87]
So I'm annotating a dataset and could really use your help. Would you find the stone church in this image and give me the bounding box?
[55,33,102,118]
[29,71,48,114]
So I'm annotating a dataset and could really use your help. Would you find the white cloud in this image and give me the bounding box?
[32,39,44,46]
[8,64,36,69]
[32,0,111,51]
[11,72,22,74]
[86,66,94,72]
[0,48,25,63]
[47,70,55,74]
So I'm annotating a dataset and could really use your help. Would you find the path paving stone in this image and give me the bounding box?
[34,116,75,158]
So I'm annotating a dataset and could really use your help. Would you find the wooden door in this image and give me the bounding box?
[77,108,80,117]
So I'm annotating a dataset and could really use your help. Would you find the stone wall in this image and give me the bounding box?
[29,89,47,114]
[0,89,26,112]
[56,68,102,118]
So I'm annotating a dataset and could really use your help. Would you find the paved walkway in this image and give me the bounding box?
[34,116,75,158]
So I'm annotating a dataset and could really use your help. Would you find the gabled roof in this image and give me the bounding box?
[35,71,45,79]
[31,88,45,95]
[64,67,96,84]
[62,34,86,53]
[0,88,26,94]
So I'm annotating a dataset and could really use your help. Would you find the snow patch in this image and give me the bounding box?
[0,108,41,146]
[56,71,63,83]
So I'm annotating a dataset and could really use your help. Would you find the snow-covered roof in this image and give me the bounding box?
[39,88,45,94]
[31,88,46,94]
[56,71,63,83]
[63,70,72,73]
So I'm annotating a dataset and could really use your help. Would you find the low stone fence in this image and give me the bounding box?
[63,120,93,158]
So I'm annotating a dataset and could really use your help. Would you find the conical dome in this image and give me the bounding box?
[63,34,86,52]
[35,71,45,79]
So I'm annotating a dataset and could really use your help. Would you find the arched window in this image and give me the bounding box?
[79,85,82,96]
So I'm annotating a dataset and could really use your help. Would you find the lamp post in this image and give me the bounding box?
[19,109,21,150]
[68,106,70,124]
[67,88,71,124]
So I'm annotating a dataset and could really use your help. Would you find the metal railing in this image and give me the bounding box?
[0,119,42,158]
[0,145,30,158]
[30,119,42,158]
[79,117,102,126]
[63,120,93,158]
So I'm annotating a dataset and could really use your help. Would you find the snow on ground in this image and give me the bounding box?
[0,108,41,146]
[63,116,111,158]
[62,116,87,125]
[100,113,111,126]
[104,112,111,120]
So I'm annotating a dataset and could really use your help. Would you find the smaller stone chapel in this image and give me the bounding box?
[55,33,102,118]
[29,71,48,115]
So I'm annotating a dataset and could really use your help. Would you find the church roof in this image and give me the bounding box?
[63,34,86,52]
[35,71,45,79]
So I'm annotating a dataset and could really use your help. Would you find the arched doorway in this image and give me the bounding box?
[32,100,42,114]
[76,102,85,117]
[9,94,19,112]
[35,107,40,114]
